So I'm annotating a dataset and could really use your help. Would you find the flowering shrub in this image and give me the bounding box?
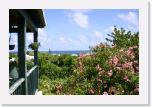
[72,27,139,95]
[39,26,139,95]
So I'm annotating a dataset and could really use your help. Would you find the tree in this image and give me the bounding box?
[106,26,139,48]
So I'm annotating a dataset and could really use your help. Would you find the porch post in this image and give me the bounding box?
[18,16,28,95]
[34,29,39,91]
[34,29,38,65]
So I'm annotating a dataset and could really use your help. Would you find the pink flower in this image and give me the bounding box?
[79,54,86,59]
[112,56,119,66]
[107,70,113,77]
[79,61,82,66]
[103,80,107,84]
[126,47,135,59]
[115,66,122,71]
[108,72,112,77]
[104,84,107,88]
[96,64,100,69]
[123,76,130,82]
[134,87,139,93]
[134,66,139,73]
[122,62,133,69]
[127,47,132,56]
[88,89,95,94]
[96,64,102,71]
[102,92,108,95]
[123,76,128,80]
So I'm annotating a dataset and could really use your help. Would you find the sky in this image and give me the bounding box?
[10,9,139,51]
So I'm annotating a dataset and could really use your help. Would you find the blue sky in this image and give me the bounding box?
[11,9,139,51]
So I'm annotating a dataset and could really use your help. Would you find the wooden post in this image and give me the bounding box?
[34,29,38,65]
[34,29,39,92]
[18,16,28,95]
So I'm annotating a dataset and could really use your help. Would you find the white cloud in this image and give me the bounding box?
[65,10,91,28]
[104,26,115,33]
[38,28,52,51]
[38,28,47,37]
[89,30,105,46]
[93,30,103,38]
[26,33,33,45]
[109,26,115,32]
[78,35,88,45]
[59,36,68,44]
[126,24,138,32]
[50,34,91,51]
[49,32,107,51]
[73,13,88,28]
[38,29,48,45]
[117,12,138,26]
[67,38,73,42]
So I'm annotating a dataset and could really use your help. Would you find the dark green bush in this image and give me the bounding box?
[39,54,77,80]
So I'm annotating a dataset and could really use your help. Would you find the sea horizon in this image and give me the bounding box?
[10,50,91,55]
[42,50,91,55]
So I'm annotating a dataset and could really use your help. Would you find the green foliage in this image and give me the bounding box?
[38,53,77,80]
[9,53,17,59]
[28,42,40,50]
[106,26,139,48]
[26,60,34,70]
[26,51,34,56]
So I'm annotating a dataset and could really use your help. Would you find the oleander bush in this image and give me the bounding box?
[38,26,139,95]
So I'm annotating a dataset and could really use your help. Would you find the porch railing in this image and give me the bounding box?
[27,65,38,95]
[9,78,25,95]
[9,65,38,95]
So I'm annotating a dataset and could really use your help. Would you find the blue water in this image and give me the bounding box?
[42,50,91,55]
[10,50,91,55]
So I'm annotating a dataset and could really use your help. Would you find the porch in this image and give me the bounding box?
[9,9,46,95]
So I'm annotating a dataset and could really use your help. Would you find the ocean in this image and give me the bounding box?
[42,50,91,56]
[10,50,91,56]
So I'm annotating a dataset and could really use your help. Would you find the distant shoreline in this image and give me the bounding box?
[43,50,91,55]
[10,50,91,55]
